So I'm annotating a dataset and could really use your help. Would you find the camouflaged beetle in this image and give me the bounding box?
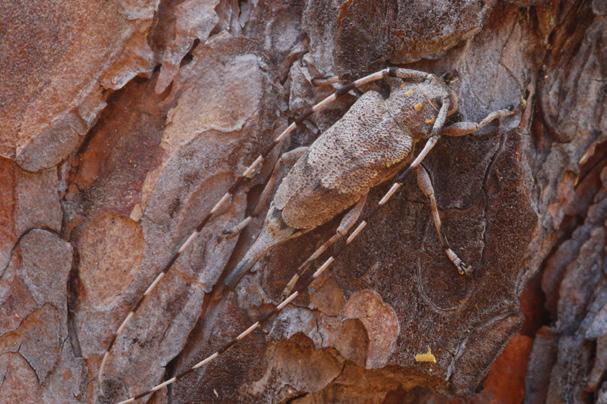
[99,67,512,403]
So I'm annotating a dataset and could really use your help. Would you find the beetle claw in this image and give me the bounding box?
[457,261,473,277]
[446,248,473,276]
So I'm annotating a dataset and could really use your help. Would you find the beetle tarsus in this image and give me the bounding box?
[446,248,473,276]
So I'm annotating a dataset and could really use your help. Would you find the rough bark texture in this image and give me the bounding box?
[0,0,605,403]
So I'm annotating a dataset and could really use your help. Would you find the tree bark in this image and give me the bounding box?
[0,0,605,403]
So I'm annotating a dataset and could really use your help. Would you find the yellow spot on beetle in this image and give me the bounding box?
[425,118,435,125]
[414,102,424,112]
[404,89,415,96]
[415,347,437,363]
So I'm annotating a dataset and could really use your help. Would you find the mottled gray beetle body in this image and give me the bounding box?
[225,76,461,287]
[276,79,457,230]
[105,68,512,403]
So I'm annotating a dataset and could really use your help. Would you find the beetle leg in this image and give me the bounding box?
[224,205,298,288]
[389,68,433,82]
[441,108,513,137]
[312,67,433,93]
[311,74,364,98]
[253,146,308,216]
[281,193,368,297]
[310,75,340,86]
[416,164,472,276]
[337,193,368,236]
[221,216,253,239]
[222,147,309,239]
[393,94,451,185]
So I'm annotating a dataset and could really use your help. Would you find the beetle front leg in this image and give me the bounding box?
[441,108,513,137]
[416,164,472,276]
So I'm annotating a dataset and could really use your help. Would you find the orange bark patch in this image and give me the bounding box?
[480,334,533,404]
[77,212,144,307]
[343,289,400,369]
[0,158,16,267]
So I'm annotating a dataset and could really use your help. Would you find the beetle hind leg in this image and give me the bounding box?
[221,147,309,240]
[281,193,368,297]
[415,165,472,276]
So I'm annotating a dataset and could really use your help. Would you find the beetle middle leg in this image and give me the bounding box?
[416,164,472,276]
[411,106,513,276]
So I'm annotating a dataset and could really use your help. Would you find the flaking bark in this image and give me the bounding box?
[0,0,605,402]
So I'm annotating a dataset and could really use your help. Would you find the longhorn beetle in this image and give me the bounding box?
[99,67,513,403]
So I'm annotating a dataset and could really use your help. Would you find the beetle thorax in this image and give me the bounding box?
[384,80,458,140]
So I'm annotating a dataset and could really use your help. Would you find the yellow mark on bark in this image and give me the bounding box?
[415,347,437,363]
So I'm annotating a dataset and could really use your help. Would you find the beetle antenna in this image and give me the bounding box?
[98,68,406,384]
[112,133,440,404]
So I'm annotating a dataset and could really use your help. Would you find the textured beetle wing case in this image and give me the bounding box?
[276,90,413,230]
